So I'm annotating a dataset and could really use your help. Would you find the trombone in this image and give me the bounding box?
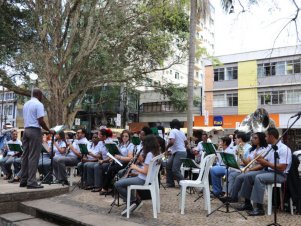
[240,147,272,173]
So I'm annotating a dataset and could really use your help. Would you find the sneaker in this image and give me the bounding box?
[121,202,137,216]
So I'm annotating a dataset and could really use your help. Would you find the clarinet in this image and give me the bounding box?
[121,146,142,179]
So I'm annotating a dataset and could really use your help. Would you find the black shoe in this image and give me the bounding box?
[219,196,238,203]
[27,184,44,189]
[248,208,265,216]
[19,182,27,187]
[236,203,253,211]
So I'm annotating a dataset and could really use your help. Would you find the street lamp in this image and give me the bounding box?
[29,72,38,97]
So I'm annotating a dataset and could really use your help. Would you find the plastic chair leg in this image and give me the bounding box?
[150,188,157,218]
[127,188,131,218]
[267,185,272,215]
[180,186,187,214]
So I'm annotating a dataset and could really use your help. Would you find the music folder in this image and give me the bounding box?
[219,152,241,170]
[78,143,89,155]
[7,143,23,153]
[181,158,200,168]
[131,136,141,146]
[50,125,66,134]
[105,143,120,155]
[201,142,217,155]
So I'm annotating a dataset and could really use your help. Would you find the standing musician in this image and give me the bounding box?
[101,130,134,193]
[21,88,54,189]
[115,134,160,216]
[165,119,188,188]
[238,127,292,216]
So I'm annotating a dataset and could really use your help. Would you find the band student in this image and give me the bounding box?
[165,119,188,188]
[238,128,292,216]
[20,88,54,189]
[115,134,160,216]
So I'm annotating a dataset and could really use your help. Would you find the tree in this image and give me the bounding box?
[0,0,189,127]
[187,0,210,138]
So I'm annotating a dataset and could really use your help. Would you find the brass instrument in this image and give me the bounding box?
[240,147,271,173]
[236,143,244,165]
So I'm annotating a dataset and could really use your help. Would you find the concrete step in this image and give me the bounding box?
[0,212,58,226]
[0,183,69,214]
[20,199,145,226]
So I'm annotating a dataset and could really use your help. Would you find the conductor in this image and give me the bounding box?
[20,88,54,189]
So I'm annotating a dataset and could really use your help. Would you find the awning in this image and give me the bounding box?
[164,126,223,134]
[193,126,224,132]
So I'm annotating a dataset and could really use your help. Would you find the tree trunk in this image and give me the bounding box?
[187,0,197,138]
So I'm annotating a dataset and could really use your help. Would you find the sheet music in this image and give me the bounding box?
[50,125,66,133]
[107,152,123,166]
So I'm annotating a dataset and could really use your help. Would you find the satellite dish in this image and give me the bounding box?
[29,73,38,81]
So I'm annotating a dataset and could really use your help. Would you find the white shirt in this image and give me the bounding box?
[168,129,187,154]
[100,138,114,160]
[23,97,45,128]
[68,137,89,158]
[138,152,154,180]
[119,142,134,157]
[265,141,292,174]
[7,139,22,156]
[49,140,66,157]
[87,142,102,160]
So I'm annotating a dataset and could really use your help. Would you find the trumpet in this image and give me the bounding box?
[240,147,271,173]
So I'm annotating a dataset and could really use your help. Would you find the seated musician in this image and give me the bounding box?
[221,132,252,197]
[114,134,160,216]
[53,128,89,185]
[38,132,67,182]
[210,136,235,198]
[79,133,101,189]
[101,130,134,194]
[88,128,112,192]
[0,129,22,180]
[238,128,292,216]
[192,133,210,163]
[220,132,267,202]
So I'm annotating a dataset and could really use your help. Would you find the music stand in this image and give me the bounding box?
[40,125,65,185]
[106,152,124,213]
[40,134,57,185]
[202,143,217,156]
[73,143,89,190]
[207,152,247,219]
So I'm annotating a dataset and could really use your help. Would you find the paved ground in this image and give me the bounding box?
[1,175,300,226]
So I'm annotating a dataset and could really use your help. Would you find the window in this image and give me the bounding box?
[195,71,199,78]
[259,91,286,105]
[213,94,225,107]
[226,67,238,80]
[227,93,238,106]
[287,89,301,104]
[287,59,301,74]
[175,72,179,79]
[214,68,224,81]
[8,105,13,115]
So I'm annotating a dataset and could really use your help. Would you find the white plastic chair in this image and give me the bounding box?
[294,150,301,176]
[126,153,164,218]
[266,183,293,215]
[179,154,216,215]
[180,152,205,177]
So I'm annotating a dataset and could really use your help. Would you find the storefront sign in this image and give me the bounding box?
[213,116,223,126]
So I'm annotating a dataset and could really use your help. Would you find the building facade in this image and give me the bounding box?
[196,45,301,150]
[0,89,18,130]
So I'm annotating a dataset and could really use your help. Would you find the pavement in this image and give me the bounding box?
[0,175,300,226]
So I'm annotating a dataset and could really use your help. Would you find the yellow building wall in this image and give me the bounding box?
[238,61,258,114]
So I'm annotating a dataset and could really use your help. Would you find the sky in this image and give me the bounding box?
[212,0,301,56]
